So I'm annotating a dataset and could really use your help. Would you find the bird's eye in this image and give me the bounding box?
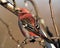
[20,10,22,12]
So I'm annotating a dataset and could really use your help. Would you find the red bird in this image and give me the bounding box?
[18,8,38,38]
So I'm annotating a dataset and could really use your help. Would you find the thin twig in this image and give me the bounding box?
[49,0,59,37]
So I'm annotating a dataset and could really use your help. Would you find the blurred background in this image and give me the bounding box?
[0,0,60,48]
